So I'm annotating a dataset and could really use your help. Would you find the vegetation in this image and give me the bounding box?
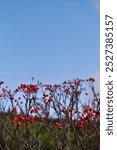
[0,78,100,150]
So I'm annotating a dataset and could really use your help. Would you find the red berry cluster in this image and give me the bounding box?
[55,122,62,129]
[79,107,100,128]
[0,81,4,85]
[12,115,38,126]
[86,77,95,82]
[14,84,39,93]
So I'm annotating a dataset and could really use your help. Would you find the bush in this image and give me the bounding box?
[0,77,100,150]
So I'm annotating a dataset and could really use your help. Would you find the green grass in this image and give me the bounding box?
[0,113,100,150]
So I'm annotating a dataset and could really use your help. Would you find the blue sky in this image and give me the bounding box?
[0,0,99,89]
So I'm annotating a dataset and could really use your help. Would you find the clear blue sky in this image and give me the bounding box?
[0,0,99,89]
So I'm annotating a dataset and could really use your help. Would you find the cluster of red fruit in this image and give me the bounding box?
[14,84,39,93]
[12,115,36,126]
[0,81,4,85]
[79,107,100,128]
[86,77,95,82]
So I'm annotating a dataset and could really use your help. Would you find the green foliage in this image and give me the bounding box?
[0,113,100,150]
